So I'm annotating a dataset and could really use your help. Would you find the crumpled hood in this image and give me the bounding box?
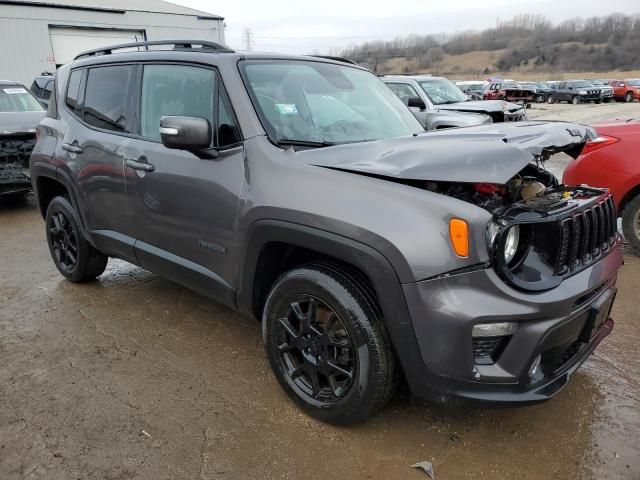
[299,121,597,184]
[0,111,46,135]
[435,99,524,114]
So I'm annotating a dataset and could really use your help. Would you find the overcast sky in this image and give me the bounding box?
[171,0,640,54]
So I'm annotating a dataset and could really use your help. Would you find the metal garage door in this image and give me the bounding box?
[49,27,145,67]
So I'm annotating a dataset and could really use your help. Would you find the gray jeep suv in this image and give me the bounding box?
[30,40,623,425]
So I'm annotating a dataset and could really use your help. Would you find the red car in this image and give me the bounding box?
[609,79,640,102]
[564,120,640,250]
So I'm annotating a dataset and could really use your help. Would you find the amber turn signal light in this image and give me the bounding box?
[449,218,469,257]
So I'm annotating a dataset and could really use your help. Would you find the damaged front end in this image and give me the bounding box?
[0,132,35,196]
[303,121,621,290]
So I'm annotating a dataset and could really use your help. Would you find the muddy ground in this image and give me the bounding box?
[1,102,639,480]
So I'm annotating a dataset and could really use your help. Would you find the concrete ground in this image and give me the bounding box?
[1,102,639,480]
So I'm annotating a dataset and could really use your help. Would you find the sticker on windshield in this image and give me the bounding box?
[276,103,299,115]
[3,88,27,94]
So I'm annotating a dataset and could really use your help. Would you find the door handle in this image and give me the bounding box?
[62,142,83,154]
[126,158,155,172]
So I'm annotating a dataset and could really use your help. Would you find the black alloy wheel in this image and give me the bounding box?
[263,265,397,424]
[275,296,355,402]
[48,209,78,272]
[45,196,108,282]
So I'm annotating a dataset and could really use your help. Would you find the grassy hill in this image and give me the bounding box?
[342,13,640,79]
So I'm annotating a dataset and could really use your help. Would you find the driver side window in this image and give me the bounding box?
[387,83,420,106]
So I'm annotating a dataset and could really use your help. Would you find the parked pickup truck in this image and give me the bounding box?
[590,80,614,102]
[609,79,640,102]
[484,81,534,105]
[548,80,602,105]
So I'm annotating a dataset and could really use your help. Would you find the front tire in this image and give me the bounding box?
[547,95,555,104]
[45,196,108,282]
[622,195,640,253]
[263,264,397,425]
[625,92,634,103]
[571,96,580,105]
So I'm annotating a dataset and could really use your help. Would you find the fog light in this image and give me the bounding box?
[472,322,518,338]
[529,354,542,378]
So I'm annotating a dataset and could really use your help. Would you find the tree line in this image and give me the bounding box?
[340,13,640,74]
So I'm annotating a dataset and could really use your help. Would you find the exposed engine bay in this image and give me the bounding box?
[423,162,559,213]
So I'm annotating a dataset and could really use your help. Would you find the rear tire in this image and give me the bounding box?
[622,195,640,253]
[571,96,580,105]
[45,196,108,282]
[262,264,397,425]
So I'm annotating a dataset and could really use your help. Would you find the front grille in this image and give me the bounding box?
[0,134,36,167]
[472,336,509,365]
[555,195,616,275]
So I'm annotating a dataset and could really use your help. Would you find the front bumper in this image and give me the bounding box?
[401,241,622,404]
[0,167,31,195]
[579,93,601,102]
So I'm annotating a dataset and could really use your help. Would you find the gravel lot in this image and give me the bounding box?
[1,102,639,480]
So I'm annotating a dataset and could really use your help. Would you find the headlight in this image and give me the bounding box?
[578,90,587,95]
[503,225,520,264]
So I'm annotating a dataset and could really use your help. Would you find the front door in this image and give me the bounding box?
[123,63,245,304]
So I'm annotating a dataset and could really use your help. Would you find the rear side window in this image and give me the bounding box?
[47,78,58,118]
[65,70,83,115]
[84,65,136,133]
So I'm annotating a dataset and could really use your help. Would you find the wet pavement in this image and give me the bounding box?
[1,198,639,480]
[1,102,640,480]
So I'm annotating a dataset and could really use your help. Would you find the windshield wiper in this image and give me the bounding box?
[276,138,336,148]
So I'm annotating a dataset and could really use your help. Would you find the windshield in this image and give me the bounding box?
[240,60,421,145]
[0,86,44,112]
[418,79,467,105]
[627,80,640,86]
[572,81,593,88]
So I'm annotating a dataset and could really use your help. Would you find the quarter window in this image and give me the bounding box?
[65,70,83,115]
[84,65,136,133]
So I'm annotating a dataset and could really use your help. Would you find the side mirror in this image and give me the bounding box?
[568,86,574,90]
[620,83,625,87]
[159,116,217,158]
[407,96,426,111]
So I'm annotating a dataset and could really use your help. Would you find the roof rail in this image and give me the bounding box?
[308,55,359,65]
[74,40,234,60]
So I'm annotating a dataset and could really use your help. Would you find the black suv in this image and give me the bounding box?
[30,41,622,424]
[548,80,602,104]
[29,72,56,108]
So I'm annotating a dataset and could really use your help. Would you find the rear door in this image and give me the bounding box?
[60,64,138,261]
[123,62,245,304]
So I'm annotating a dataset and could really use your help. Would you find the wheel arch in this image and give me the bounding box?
[236,220,428,394]
[31,163,97,248]
[619,183,640,215]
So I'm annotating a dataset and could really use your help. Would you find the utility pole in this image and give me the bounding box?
[243,28,254,51]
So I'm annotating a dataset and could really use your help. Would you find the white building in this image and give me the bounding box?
[0,0,225,85]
